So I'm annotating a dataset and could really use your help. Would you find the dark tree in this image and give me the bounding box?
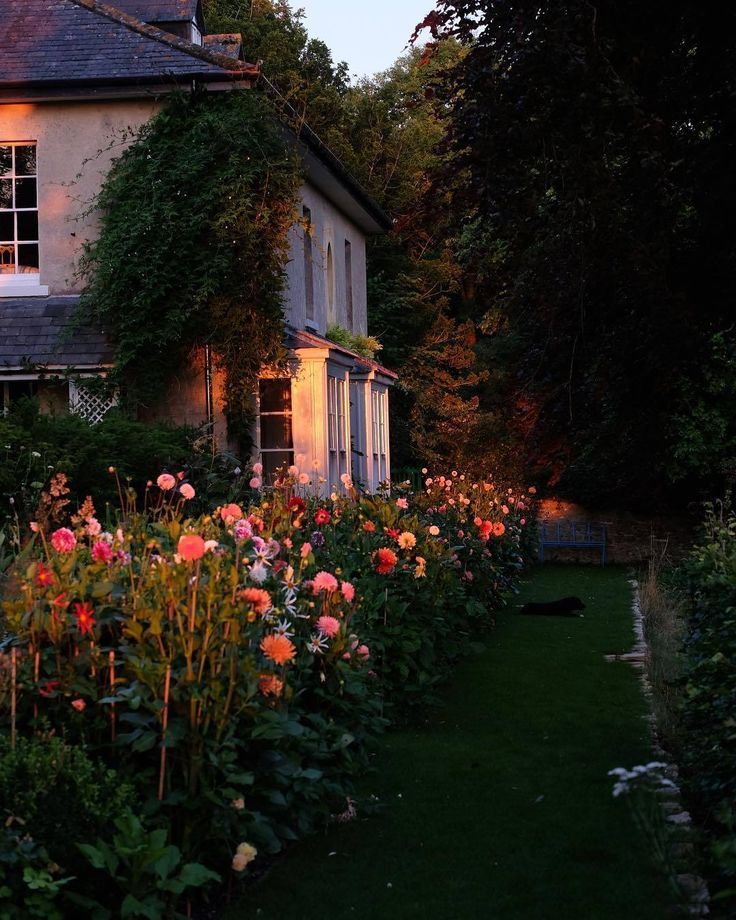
[418,1,736,505]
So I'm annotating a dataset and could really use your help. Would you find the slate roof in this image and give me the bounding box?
[203,33,243,61]
[100,0,199,22]
[0,0,258,92]
[0,297,113,369]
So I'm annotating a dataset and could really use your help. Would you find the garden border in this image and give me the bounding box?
[613,580,710,917]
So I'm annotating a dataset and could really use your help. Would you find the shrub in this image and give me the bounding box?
[0,734,135,874]
[0,825,73,920]
[681,502,736,900]
[0,402,255,525]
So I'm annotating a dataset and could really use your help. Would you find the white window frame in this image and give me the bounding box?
[349,378,367,486]
[327,372,350,487]
[0,141,48,296]
[256,377,294,479]
[371,386,389,487]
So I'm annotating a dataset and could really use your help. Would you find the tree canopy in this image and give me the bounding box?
[195,0,736,506]
[415,0,736,505]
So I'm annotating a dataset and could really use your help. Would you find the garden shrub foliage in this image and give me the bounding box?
[682,503,736,898]
[78,89,301,434]
[0,402,260,528]
[0,463,534,913]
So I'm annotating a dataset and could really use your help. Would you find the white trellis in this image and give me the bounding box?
[69,378,117,425]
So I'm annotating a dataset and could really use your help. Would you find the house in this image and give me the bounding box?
[0,0,396,490]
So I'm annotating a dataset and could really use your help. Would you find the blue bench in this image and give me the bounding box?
[539,519,607,565]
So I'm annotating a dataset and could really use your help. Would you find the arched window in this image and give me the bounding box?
[302,206,314,322]
[326,241,335,322]
[344,239,353,328]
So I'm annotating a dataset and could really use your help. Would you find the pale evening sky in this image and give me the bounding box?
[297,0,434,79]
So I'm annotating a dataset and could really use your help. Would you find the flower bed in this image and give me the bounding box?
[0,464,535,916]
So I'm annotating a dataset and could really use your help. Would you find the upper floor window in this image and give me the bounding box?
[344,239,353,328]
[326,241,335,323]
[303,207,314,322]
[0,143,39,278]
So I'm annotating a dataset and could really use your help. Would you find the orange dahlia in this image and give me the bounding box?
[241,587,272,616]
[258,673,285,697]
[260,633,296,666]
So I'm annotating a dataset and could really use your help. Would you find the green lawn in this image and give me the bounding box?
[227,566,673,919]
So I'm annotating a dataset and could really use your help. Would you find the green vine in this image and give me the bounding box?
[77,88,301,443]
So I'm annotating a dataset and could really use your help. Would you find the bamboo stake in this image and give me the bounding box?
[109,650,116,742]
[10,648,17,751]
[158,664,171,801]
[33,649,39,721]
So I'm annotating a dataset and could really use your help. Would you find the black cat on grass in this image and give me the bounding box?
[520,596,586,618]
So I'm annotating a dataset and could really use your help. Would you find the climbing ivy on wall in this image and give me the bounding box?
[78,88,301,441]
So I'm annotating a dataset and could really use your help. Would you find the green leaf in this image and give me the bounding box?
[153,844,180,880]
[177,862,220,888]
[78,842,113,873]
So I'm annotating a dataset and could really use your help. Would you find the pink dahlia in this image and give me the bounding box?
[51,527,76,554]
[312,571,338,594]
[340,581,355,603]
[92,540,113,564]
[317,615,341,638]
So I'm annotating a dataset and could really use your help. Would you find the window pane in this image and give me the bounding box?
[15,178,36,209]
[0,148,11,176]
[260,413,293,450]
[0,179,11,209]
[15,146,36,176]
[262,450,294,481]
[2,380,38,412]
[17,243,39,272]
[259,378,291,413]
[16,211,37,241]
[0,244,15,272]
[0,212,12,241]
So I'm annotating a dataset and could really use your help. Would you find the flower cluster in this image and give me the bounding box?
[0,462,535,898]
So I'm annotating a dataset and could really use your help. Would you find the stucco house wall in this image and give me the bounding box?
[0,99,161,297]
[282,183,368,337]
